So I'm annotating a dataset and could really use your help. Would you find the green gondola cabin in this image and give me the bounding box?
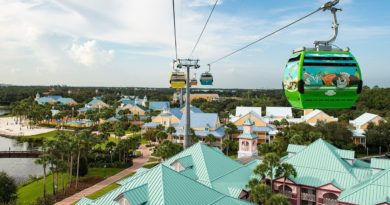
[283,47,363,109]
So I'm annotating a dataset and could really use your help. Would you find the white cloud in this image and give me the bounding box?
[69,40,114,67]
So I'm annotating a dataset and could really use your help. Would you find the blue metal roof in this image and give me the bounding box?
[170,108,183,119]
[87,99,104,106]
[142,122,160,129]
[149,101,170,110]
[236,125,276,132]
[57,97,76,105]
[178,113,219,129]
[36,96,76,105]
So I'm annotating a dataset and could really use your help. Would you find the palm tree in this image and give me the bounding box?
[222,138,232,155]
[225,122,237,140]
[276,163,297,193]
[166,126,176,141]
[267,193,290,205]
[106,141,117,164]
[113,121,125,141]
[249,183,272,204]
[35,153,51,200]
[156,131,168,144]
[75,130,90,189]
[205,134,216,146]
[254,152,280,191]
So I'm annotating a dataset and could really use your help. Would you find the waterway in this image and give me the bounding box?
[0,105,10,116]
[0,136,43,184]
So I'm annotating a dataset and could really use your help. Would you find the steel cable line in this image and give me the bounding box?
[208,5,328,65]
[172,0,178,61]
[189,0,219,58]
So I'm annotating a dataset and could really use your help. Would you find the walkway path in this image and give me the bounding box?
[55,145,151,205]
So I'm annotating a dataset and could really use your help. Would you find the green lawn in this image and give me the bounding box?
[17,167,124,205]
[86,183,120,200]
[17,173,69,205]
[147,157,160,163]
[142,162,159,169]
[140,137,148,145]
[18,130,69,142]
[85,168,123,178]
[85,172,135,200]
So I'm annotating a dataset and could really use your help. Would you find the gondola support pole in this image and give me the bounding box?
[177,59,200,149]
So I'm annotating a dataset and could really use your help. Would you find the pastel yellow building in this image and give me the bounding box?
[302,109,338,125]
[184,93,219,102]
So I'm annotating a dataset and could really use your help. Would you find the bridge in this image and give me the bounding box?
[0,151,42,158]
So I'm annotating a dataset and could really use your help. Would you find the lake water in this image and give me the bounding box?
[0,106,10,116]
[0,136,43,184]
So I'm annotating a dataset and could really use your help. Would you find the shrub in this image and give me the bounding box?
[0,171,17,203]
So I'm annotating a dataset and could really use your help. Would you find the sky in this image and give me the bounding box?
[0,0,389,89]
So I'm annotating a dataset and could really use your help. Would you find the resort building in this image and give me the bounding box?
[230,106,277,144]
[78,97,109,114]
[273,138,390,205]
[287,109,338,126]
[121,103,148,116]
[184,93,220,102]
[148,101,170,111]
[142,107,182,129]
[265,106,293,122]
[119,96,148,107]
[237,119,259,159]
[349,112,384,146]
[86,98,109,109]
[175,112,225,144]
[142,105,204,130]
[77,142,258,205]
[35,93,77,106]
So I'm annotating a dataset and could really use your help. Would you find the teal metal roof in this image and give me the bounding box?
[163,142,243,187]
[77,197,94,205]
[78,164,253,205]
[238,133,258,139]
[175,155,193,168]
[287,144,307,153]
[119,184,148,205]
[285,139,372,189]
[163,143,259,198]
[371,158,390,170]
[77,143,256,205]
[338,169,390,205]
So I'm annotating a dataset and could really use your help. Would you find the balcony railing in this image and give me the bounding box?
[280,191,294,199]
[301,192,316,202]
[323,198,338,205]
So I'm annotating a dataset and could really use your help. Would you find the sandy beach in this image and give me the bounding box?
[0,117,55,137]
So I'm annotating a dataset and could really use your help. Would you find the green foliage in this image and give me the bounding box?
[73,156,88,177]
[205,134,216,146]
[255,153,280,181]
[366,121,390,154]
[0,172,17,203]
[248,182,271,204]
[156,131,168,143]
[143,163,160,169]
[154,140,183,160]
[267,194,290,205]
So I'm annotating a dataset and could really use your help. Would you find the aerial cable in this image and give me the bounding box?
[189,0,219,58]
[208,0,339,65]
[172,0,178,61]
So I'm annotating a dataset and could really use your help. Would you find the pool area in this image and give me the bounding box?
[65,120,94,126]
